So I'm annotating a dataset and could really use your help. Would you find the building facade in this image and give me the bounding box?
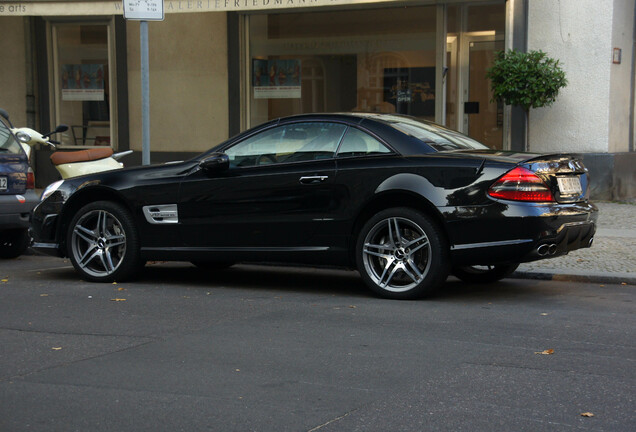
[0,0,634,199]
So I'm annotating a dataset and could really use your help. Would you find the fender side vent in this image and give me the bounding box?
[143,204,179,224]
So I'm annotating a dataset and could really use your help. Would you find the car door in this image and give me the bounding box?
[178,121,346,249]
[325,126,399,236]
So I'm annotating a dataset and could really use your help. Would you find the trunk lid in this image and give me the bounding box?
[520,154,589,203]
[453,150,590,203]
[0,124,29,195]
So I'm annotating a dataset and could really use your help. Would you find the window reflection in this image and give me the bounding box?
[249,6,437,126]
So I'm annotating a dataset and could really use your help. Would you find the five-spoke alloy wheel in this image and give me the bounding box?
[67,201,141,282]
[356,207,449,299]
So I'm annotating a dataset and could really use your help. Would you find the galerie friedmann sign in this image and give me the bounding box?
[0,0,395,16]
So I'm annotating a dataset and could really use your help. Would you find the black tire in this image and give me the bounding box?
[356,207,449,300]
[0,229,29,259]
[191,261,235,270]
[452,263,520,284]
[66,201,142,282]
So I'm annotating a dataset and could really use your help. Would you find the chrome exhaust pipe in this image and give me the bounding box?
[548,244,557,255]
[537,244,549,256]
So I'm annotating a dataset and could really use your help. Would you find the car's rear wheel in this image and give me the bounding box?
[356,208,449,300]
[67,201,141,282]
[452,264,519,284]
[0,229,29,259]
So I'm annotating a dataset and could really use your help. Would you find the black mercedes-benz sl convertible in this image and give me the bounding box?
[31,113,597,299]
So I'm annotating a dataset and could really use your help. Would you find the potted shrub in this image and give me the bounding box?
[486,49,568,149]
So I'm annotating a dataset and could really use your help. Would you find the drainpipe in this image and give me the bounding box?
[507,0,528,152]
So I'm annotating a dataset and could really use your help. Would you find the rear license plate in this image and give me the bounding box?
[0,177,6,192]
[557,176,582,195]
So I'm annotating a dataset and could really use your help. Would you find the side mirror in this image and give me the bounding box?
[0,108,13,127]
[199,153,230,173]
[42,124,69,139]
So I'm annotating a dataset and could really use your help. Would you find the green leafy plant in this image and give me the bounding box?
[486,50,567,112]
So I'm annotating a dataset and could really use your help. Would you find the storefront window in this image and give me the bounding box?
[52,23,112,147]
[248,6,437,127]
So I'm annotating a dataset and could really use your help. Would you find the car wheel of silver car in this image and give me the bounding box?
[67,201,141,282]
[452,263,519,284]
[356,207,449,300]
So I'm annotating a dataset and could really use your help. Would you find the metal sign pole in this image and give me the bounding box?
[123,1,163,166]
[140,20,150,165]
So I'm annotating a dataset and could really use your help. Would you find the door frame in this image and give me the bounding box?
[457,31,505,145]
[46,18,117,149]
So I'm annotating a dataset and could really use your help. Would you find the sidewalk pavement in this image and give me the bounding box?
[513,201,636,285]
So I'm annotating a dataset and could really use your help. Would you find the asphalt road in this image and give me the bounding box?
[1,255,634,432]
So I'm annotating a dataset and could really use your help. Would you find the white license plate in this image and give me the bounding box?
[557,176,582,195]
[0,177,6,191]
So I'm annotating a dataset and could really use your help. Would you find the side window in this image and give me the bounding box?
[225,122,346,167]
[337,128,392,158]
[0,121,22,155]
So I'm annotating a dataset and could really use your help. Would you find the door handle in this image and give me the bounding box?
[299,175,328,184]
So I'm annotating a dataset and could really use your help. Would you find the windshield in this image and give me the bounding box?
[359,114,489,151]
[0,118,23,155]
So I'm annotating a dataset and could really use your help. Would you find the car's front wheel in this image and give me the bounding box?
[67,201,142,282]
[452,264,519,284]
[0,229,29,259]
[356,208,449,300]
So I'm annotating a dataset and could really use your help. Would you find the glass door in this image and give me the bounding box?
[51,22,114,147]
[462,34,504,149]
[445,2,506,149]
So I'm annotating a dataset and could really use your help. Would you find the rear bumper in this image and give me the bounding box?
[447,201,598,266]
[0,190,39,230]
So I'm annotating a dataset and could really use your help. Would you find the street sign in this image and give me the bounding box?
[123,0,164,21]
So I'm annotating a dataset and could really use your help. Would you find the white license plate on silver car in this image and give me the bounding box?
[557,176,582,195]
[0,177,6,191]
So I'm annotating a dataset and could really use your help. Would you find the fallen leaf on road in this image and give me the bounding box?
[117,287,125,291]
[1,278,8,283]
[110,298,127,302]
[581,412,594,417]
[51,347,62,351]
[535,349,555,355]
[540,313,549,316]
[349,305,356,309]
[40,294,49,297]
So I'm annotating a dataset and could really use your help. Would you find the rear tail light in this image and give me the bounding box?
[488,166,554,202]
[26,168,35,190]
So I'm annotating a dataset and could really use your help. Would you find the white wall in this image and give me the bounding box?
[609,0,634,153]
[127,12,228,153]
[0,17,27,126]
[528,0,615,153]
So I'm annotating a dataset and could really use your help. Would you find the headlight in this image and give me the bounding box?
[41,180,64,201]
[16,131,32,143]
